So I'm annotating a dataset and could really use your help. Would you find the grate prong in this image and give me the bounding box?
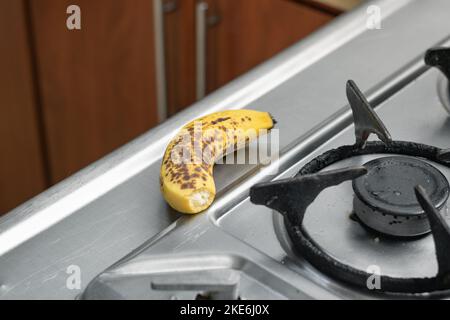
[437,149,450,162]
[250,166,367,225]
[347,80,392,148]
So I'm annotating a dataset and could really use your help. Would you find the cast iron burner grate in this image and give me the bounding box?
[250,68,450,296]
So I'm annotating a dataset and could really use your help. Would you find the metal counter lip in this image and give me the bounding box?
[0,0,407,256]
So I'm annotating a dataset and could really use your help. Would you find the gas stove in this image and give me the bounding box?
[3,0,450,300]
[250,78,450,297]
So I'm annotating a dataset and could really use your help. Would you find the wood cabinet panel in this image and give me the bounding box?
[29,0,159,183]
[0,0,47,214]
[164,0,197,116]
[205,0,334,92]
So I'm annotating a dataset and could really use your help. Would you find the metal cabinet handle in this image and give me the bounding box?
[196,1,209,100]
[153,0,168,121]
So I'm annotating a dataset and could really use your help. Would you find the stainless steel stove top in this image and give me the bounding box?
[2,0,450,300]
[81,52,450,300]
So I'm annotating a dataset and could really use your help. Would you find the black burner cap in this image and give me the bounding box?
[352,156,450,237]
[353,156,449,216]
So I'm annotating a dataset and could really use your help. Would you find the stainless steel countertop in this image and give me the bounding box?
[2,0,450,299]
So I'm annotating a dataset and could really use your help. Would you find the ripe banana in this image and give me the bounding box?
[160,109,275,214]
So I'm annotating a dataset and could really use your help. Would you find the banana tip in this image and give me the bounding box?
[269,113,277,126]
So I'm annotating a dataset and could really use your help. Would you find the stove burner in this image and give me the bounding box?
[352,156,450,237]
[249,80,450,296]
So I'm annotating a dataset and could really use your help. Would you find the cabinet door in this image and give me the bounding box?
[205,0,334,92]
[29,0,159,183]
[0,0,47,214]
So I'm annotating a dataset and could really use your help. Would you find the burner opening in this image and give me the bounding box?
[352,156,450,237]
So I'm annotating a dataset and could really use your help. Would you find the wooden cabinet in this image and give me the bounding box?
[0,0,342,214]
[204,0,334,93]
[0,0,47,214]
[0,0,159,214]
[29,0,159,183]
